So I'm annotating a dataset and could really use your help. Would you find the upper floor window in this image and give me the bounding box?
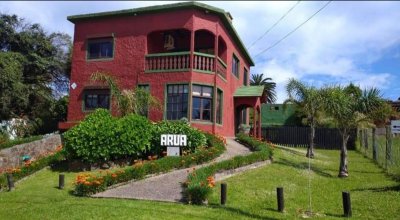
[243,68,248,85]
[192,85,213,121]
[232,54,240,78]
[87,37,114,60]
[84,89,110,111]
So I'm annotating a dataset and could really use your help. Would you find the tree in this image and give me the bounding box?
[90,72,161,117]
[0,13,71,124]
[322,85,384,177]
[250,73,277,103]
[284,78,325,158]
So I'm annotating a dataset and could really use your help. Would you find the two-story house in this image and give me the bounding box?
[59,2,265,137]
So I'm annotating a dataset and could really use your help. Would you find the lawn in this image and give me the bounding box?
[1,147,399,219]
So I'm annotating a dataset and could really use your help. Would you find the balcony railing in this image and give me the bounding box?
[145,51,226,77]
[217,57,227,79]
[145,51,191,73]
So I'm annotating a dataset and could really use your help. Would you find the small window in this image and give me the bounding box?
[232,54,240,78]
[87,37,114,60]
[243,68,248,85]
[192,85,213,121]
[274,106,279,111]
[216,89,223,124]
[84,89,110,111]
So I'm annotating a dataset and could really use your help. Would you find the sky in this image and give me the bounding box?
[1,1,399,103]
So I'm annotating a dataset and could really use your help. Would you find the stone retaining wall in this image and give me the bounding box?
[0,134,62,169]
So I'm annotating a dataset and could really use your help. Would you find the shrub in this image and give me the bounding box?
[63,109,116,164]
[150,121,207,155]
[185,133,273,204]
[73,133,225,196]
[112,114,153,159]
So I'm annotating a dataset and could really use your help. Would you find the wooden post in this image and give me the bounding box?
[372,128,377,160]
[59,174,65,189]
[386,126,392,167]
[277,187,284,212]
[342,191,352,217]
[7,174,14,191]
[221,183,227,205]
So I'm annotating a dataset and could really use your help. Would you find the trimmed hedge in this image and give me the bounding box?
[185,133,273,204]
[64,110,207,164]
[0,151,64,191]
[73,133,225,196]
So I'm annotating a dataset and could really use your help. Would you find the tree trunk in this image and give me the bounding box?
[307,125,315,158]
[339,133,350,177]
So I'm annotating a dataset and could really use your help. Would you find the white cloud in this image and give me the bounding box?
[1,1,399,102]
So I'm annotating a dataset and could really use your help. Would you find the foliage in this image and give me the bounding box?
[250,73,277,103]
[322,84,385,177]
[185,133,273,204]
[63,109,117,163]
[73,133,225,196]
[0,135,42,150]
[0,13,71,122]
[90,72,162,117]
[150,121,207,155]
[0,148,64,190]
[284,78,325,158]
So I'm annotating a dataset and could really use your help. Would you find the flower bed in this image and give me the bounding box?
[73,133,226,196]
[0,145,64,190]
[184,133,273,204]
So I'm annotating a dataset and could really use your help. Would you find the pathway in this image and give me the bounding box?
[92,137,251,202]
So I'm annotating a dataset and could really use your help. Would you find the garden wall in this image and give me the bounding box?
[0,134,62,169]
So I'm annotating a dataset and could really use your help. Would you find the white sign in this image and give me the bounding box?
[391,120,400,134]
[167,146,180,156]
[71,82,77,90]
[160,134,187,147]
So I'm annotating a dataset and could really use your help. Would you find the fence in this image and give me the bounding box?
[358,126,400,178]
[261,126,356,150]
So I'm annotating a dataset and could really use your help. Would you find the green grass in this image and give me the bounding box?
[0,147,399,219]
[0,135,43,150]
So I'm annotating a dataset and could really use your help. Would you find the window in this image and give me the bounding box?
[84,89,110,111]
[166,84,188,120]
[243,68,248,85]
[87,37,114,60]
[232,54,240,78]
[216,89,223,124]
[192,85,213,121]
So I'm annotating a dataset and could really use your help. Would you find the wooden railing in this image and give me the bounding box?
[193,52,214,73]
[145,51,226,75]
[145,51,190,72]
[216,57,227,79]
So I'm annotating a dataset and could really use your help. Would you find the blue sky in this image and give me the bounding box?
[1,1,399,102]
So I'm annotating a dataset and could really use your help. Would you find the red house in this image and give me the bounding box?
[60,2,265,137]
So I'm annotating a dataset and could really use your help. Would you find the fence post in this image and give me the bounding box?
[342,191,352,217]
[386,126,392,168]
[372,128,377,161]
[221,183,227,205]
[277,187,284,212]
[7,174,14,191]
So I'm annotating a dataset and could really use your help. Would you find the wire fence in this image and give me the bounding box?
[357,126,400,178]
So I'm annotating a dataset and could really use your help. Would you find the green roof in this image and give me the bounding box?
[234,86,264,97]
[67,2,254,66]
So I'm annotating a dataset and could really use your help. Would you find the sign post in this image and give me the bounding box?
[160,134,187,156]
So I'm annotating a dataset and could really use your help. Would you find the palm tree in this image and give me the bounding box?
[90,72,161,117]
[284,78,325,158]
[250,73,277,103]
[322,84,383,177]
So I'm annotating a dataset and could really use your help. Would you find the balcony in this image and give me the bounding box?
[145,51,227,78]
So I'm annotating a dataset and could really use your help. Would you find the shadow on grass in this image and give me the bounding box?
[352,184,400,192]
[325,213,344,218]
[208,204,279,220]
[274,158,334,178]
[276,146,305,157]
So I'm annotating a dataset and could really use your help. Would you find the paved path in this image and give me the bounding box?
[92,137,251,202]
